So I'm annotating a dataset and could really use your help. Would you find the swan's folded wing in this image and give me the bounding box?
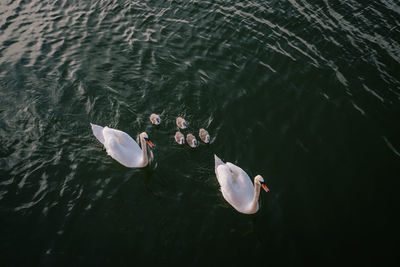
[108,128,140,151]
[216,165,236,204]
[226,162,253,188]
[104,138,133,167]
[226,162,246,177]
[217,164,254,211]
[102,127,144,167]
[104,138,142,168]
[90,123,105,145]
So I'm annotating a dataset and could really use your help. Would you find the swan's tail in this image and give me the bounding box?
[90,123,105,145]
[214,154,224,173]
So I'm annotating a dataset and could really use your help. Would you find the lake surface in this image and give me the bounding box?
[1,0,399,266]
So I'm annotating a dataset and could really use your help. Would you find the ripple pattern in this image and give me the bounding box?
[1,0,399,265]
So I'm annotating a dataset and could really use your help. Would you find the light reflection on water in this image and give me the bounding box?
[0,0,399,265]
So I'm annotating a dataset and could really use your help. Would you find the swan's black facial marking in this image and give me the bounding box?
[144,137,155,149]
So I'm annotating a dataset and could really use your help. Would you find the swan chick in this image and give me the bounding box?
[199,128,210,143]
[150,114,161,125]
[186,133,198,148]
[175,131,185,145]
[176,117,187,129]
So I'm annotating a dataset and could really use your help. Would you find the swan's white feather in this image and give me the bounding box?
[91,123,145,168]
[91,123,105,145]
[214,154,259,214]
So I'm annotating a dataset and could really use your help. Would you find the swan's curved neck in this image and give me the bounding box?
[247,179,261,213]
[139,135,148,167]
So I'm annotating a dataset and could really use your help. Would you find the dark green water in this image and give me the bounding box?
[1,0,399,266]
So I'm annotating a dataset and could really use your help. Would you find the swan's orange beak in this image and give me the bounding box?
[144,137,155,149]
[261,182,269,192]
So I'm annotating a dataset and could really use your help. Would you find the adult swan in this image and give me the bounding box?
[214,155,269,214]
[91,123,154,168]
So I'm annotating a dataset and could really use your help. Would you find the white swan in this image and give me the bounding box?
[214,155,269,214]
[90,123,154,168]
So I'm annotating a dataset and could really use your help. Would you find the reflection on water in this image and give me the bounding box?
[1,0,399,266]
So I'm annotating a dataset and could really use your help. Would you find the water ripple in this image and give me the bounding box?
[0,0,399,264]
